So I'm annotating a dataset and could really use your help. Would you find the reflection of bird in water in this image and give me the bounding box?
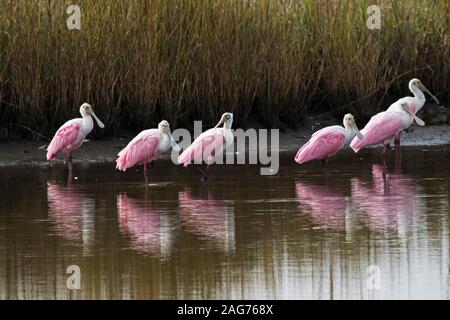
[351,164,419,232]
[117,194,176,257]
[46,181,95,255]
[295,180,351,231]
[178,189,235,253]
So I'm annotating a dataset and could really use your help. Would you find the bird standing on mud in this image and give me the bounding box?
[294,114,363,172]
[116,120,180,183]
[46,103,105,179]
[177,112,234,181]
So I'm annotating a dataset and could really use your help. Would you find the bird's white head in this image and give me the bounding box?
[158,120,171,135]
[401,103,425,126]
[343,114,363,140]
[159,120,181,152]
[409,78,439,104]
[215,112,234,129]
[79,103,105,128]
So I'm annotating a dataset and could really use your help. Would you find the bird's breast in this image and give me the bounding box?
[223,129,234,147]
[157,135,171,154]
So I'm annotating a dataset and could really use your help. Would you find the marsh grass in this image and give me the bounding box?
[0,0,448,138]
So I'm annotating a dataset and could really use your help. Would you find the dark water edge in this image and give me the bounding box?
[0,148,449,299]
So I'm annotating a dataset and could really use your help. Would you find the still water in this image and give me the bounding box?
[0,148,449,299]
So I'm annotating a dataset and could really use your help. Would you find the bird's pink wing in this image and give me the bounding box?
[116,133,160,171]
[178,130,224,167]
[350,112,402,152]
[295,127,345,164]
[46,121,81,160]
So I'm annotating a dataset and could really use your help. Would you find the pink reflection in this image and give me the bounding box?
[178,189,235,252]
[351,164,418,231]
[295,181,347,230]
[47,182,95,249]
[117,194,174,256]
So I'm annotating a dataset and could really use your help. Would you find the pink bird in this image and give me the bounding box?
[46,103,105,178]
[383,78,439,148]
[177,112,234,181]
[116,120,179,181]
[350,103,424,155]
[294,114,363,170]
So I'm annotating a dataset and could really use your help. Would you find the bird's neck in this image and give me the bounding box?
[81,114,94,130]
[223,120,233,129]
[344,127,356,144]
[410,85,426,104]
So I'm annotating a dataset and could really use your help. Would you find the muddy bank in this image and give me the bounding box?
[1,124,449,167]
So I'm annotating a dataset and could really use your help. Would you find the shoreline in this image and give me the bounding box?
[1,125,449,167]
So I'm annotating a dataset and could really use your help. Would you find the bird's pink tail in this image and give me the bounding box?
[294,142,311,164]
[46,152,56,161]
[116,153,129,172]
[350,136,365,153]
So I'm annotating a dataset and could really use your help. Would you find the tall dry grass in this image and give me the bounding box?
[0,0,448,138]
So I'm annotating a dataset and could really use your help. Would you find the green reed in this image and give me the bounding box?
[0,0,448,138]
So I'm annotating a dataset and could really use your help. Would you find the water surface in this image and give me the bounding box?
[0,148,449,299]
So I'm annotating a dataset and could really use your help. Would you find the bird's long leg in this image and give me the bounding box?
[381,144,389,156]
[143,162,148,177]
[394,132,402,152]
[204,165,210,181]
[196,165,209,182]
[321,158,330,176]
[394,148,402,173]
[67,154,73,181]
[143,162,149,185]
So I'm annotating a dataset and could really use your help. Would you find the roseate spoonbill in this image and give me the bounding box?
[116,120,180,180]
[350,103,424,155]
[294,114,363,169]
[384,78,439,148]
[177,112,234,181]
[46,103,105,178]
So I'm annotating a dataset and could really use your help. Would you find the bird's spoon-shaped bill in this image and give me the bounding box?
[170,135,181,153]
[402,103,425,126]
[419,83,440,104]
[414,115,425,126]
[90,111,105,128]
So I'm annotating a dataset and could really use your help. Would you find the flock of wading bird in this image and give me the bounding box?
[46,78,439,181]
